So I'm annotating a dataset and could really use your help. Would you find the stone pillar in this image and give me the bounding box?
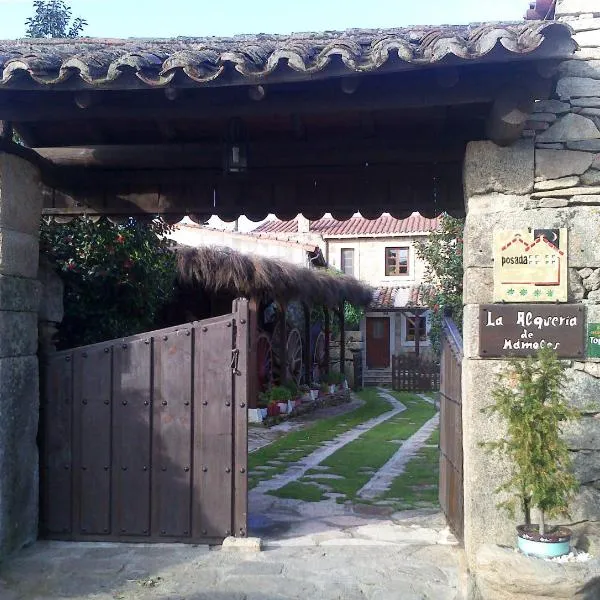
[0,153,42,558]
[462,0,600,574]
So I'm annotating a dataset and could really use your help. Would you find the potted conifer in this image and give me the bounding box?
[482,347,580,559]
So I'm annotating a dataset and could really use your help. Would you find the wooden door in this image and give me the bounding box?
[366,317,390,368]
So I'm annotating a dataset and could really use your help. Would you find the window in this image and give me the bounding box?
[405,315,427,342]
[340,248,355,276]
[385,247,409,276]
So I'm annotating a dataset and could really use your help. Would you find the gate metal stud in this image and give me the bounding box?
[225,401,231,407]
[161,467,167,471]
[163,335,168,341]
[184,530,189,535]
[202,326,208,332]
[183,467,190,472]
[122,400,127,405]
[82,466,87,471]
[240,528,246,536]
[145,339,150,344]
[184,401,190,406]
[162,401,168,406]
[104,400,109,405]
[202,400,208,406]
[225,467,231,473]
[226,322,232,327]
[144,400,149,405]
[104,466,109,471]
[202,466,207,472]
[82,352,87,358]
[82,399,88,405]
[161,530,166,535]
[122,344,127,349]
[240,467,246,473]
[143,529,148,534]
[65,356,70,362]
[143,466,148,471]
[122,466,128,471]
[185,330,191,336]
[240,319,246,324]
[225,529,231,536]
[240,402,246,408]
[202,529,207,535]
[121,528,126,533]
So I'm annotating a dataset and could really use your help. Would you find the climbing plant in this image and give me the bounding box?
[415,215,464,354]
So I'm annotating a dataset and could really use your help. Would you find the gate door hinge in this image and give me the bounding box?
[231,348,240,375]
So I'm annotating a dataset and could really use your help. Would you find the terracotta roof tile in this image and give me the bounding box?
[253,213,441,236]
[0,22,573,88]
[370,285,425,310]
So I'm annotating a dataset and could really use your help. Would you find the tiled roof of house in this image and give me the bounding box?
[370,285,425,310]
[0,22,572,88]
[253,213,441,237]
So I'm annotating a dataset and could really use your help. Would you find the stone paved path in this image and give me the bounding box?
[252,389,406,494]
[358,412,440,500]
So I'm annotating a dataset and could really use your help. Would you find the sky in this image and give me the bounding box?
[1,0,531,40]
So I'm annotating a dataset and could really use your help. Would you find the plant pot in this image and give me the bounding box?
[516,524,572,558]
[260,407,268,419]
[277,402,288,414]
[329,384,336,394]
[267,404,280,417]
[310,390,319,401]
[248,408,263,423]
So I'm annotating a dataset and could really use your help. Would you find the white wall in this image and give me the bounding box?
[326,236,428,286]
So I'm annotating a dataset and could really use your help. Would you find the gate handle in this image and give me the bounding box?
[231,348,240,375]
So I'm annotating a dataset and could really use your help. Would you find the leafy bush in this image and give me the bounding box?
[40,217,176,349]
[268,386,292,403]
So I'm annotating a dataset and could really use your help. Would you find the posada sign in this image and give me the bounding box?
[479,304,584,358]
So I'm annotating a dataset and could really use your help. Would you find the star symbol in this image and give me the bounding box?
[520,289,528,296]
[534,290,541,297]
[547,290,554,297]
[507,288,515,295]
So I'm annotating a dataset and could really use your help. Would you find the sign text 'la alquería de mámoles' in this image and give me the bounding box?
[479,304,584,358]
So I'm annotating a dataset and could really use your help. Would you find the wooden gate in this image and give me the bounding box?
[438,316,464,542]
[40,299,249,544]
[391,354,440,391]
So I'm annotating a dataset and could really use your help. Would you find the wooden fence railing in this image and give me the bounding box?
[391,354,440,391]
[438,316,464,543]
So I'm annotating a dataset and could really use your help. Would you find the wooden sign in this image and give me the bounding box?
[479,304,584,358]
[588,323,600,359]
[493,229,567,302]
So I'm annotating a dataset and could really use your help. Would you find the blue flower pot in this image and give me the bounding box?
[517,525,571,559]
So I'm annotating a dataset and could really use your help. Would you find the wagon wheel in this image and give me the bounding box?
[256,333,272,392]
[313,331,327,381]
[286,328,303,385]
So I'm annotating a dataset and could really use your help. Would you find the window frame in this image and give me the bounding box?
[385,246,410,277]
[340,247,355,276]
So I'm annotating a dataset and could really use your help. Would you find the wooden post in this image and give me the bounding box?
[414,311,421,358]
[324,307,331,377]
[277,302,288,385]
[338,303,346,375]
[302,302,311,384]
[248,297,258,409]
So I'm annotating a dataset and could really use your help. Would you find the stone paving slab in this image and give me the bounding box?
[0,537,461,600]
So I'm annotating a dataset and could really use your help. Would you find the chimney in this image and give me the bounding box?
[297,214,310,234]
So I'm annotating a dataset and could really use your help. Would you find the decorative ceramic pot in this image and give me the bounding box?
[516,524,571,558]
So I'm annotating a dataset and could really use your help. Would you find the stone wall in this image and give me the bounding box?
[463,0,600,569]
[0,153,42,559]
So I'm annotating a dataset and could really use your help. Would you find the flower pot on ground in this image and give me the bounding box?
[482,348,580,559]
[248,408,263,423]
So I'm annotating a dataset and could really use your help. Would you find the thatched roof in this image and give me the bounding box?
[176,245,372,307]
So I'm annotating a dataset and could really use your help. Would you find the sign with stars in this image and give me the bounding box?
[493,229,568,303]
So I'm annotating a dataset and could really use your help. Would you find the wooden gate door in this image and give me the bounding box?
[366,317,390,368]
[40,299,249,544]
[438,316,464,542]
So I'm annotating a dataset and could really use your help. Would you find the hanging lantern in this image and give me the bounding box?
[223,117,248,173]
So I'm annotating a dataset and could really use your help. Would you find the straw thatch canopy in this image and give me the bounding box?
[176,245,372,308]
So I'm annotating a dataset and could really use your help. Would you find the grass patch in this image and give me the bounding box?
[315,393,436,501]
[382,427,440,510]
[269,481,326,502]
[248,388,391,488]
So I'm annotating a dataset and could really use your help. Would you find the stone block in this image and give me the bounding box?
[222,536,262,552]
[581,107,600,116]
[557,78,600,101]
[556,0,600,15]
[463,140,534,198]
[0,155,41,236]
[570,484,600,522]
[572,450,600,484]
[537,113,600,141]
[0,312,37,358]
[535,149,593,180]
[564,369,600,413]
[574,48,600,60]
[462,358,522,560]
[571,97,600,108]
[462,305,480,359]
[568,17,600,32]
[0,275,41,313]
[575,29,600,48]
[473,544,600,600]
[530,184,600,197]
[559,59,600,79]
[0,229,39,278]
[533,176,580,191]
[568,268,585,301]
[0,356,39,558]
[463,267,493,305]
[465,193,526,215]
[532,99,570,114]
[582,168,600,184]
[567,139,600,150]
[581,267,600,290]
[563,415,600,450]
[38,258,64,323]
